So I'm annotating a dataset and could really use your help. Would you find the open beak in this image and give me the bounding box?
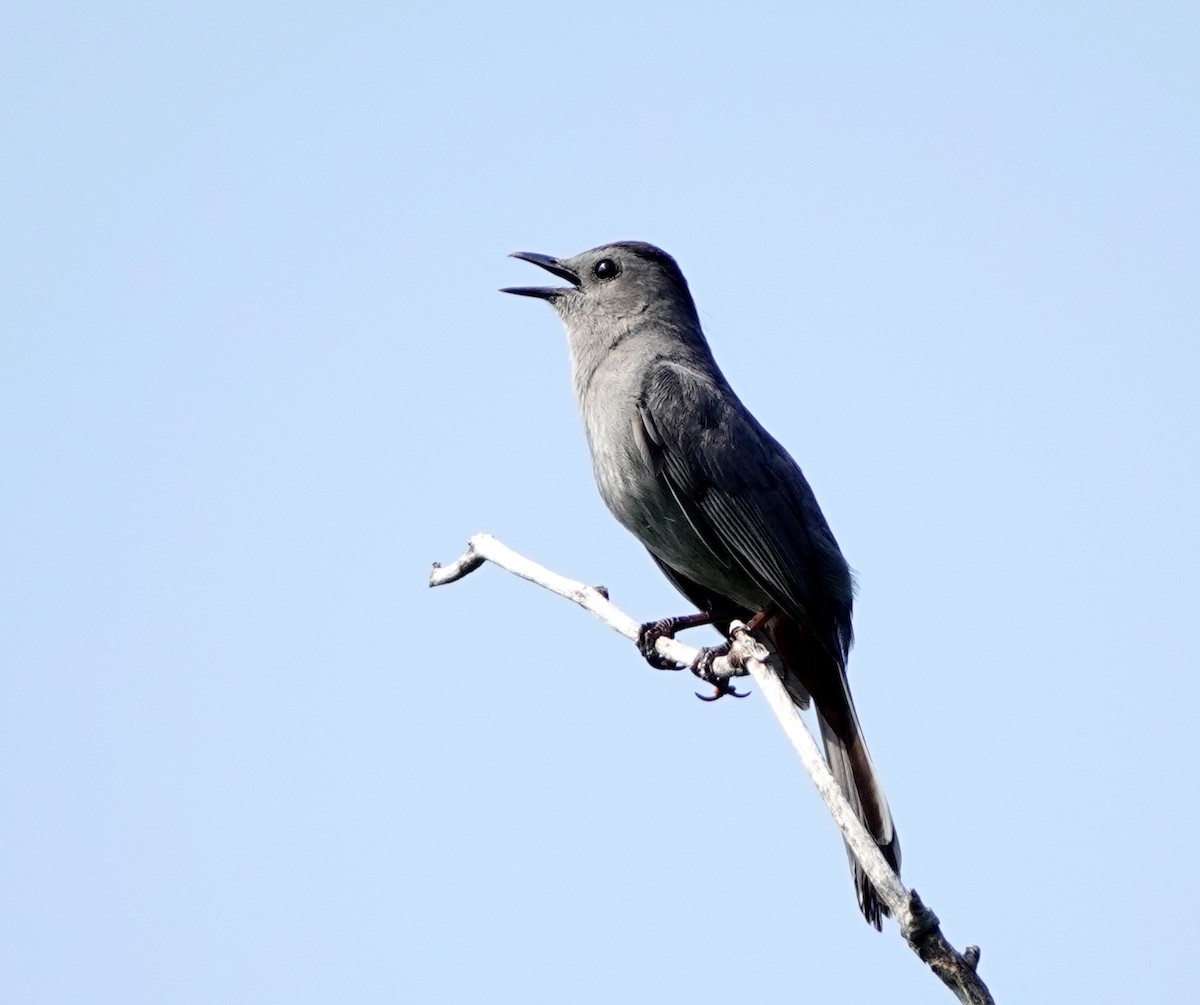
[501,252,581,300]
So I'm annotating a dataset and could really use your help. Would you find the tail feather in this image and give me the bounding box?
[817,705,901,929]
[769,616,901,929]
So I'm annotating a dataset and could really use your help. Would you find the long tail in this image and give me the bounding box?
[816,693,901,928]
[768,617,901,929]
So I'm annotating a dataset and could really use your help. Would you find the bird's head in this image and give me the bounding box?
[502,241,700,331]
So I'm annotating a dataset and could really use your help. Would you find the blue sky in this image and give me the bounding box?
[3,3,1198,1002]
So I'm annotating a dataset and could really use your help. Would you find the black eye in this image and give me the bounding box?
[593,258,621,281]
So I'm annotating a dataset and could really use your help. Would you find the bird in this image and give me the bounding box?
[502,241,900,928]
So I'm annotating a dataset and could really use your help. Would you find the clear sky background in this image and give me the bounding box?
[3,3,1198,1002]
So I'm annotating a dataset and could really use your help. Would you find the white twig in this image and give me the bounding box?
[430,532,995,1005]
[430,533,750,682]
[746,653,913,913]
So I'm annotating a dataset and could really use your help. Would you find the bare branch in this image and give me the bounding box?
[430,533,995,1004]
[430,533,749,682]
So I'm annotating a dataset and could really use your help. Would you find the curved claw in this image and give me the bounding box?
[689,643,749,701]
[694,682,750,702]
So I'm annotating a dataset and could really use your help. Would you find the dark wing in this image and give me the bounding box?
[637,361,854,664]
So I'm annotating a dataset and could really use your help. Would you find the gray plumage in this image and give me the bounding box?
[503,241,900,928]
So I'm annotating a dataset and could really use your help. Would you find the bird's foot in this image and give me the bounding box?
[691,644,749,701]
[637,618,687,670]
[636,612,715,671]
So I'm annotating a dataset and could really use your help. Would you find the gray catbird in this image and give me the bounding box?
[503,241,900,928]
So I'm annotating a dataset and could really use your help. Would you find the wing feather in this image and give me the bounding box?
[640,362,853,662]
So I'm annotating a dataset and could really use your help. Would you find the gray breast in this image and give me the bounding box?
[571,335,769,613]
[581,388,767,612]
